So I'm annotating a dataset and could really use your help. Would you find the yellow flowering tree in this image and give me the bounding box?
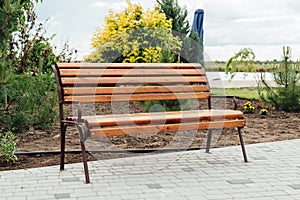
[84,1,181,63]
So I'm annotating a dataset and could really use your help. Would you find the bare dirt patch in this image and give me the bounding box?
[1,99,299,171]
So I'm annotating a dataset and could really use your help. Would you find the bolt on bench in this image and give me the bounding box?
[52,63,248,183]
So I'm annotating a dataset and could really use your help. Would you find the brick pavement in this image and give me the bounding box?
[1,139,300,199]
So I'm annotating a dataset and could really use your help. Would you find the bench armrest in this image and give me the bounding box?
[210,95,238,110]
[73,101,83,122]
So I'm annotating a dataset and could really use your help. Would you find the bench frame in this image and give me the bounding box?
[52,63,248,184]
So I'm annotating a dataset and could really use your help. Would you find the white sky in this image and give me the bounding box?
[36,0,300,61]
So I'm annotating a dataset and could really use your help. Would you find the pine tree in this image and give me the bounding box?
[156,0,203,64]
[259,46,300,112]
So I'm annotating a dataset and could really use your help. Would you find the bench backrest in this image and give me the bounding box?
[52,63,211,105]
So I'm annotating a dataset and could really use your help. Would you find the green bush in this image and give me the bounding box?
[2,73,57,132]
[0,130,18,164]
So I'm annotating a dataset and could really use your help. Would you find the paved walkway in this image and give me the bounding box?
[1,139,300,200]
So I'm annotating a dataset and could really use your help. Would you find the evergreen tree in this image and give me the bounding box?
[156,0,203,64]
[259,46,300,112]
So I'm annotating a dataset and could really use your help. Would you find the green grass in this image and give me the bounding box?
[204,61,280,72]
[211,88,261,100]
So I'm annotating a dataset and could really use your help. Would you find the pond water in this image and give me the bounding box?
[206,72,275,88]
[206,72,274,81]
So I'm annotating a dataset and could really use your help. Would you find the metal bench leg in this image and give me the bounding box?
[76,124,90,184]
[206,129,213,153]
[80,140,90,184]
[238,127,248,163]
[60,123,67,171]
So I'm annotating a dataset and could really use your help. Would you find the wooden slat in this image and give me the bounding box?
[57,63,202,69]
[82,110,244,127]
[61,76,207,85]
[89,120,246,137]
[63,85,210,95]
[64,92,210,103]
[59,68,204,77]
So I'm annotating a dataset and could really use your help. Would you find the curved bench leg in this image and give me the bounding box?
[238,127,248,163]
[80,140,90,184]
[76,124,90,184]
[206,129,213,153]
[60,123,67,171]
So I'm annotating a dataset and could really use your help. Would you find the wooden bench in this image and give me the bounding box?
[52,63,248,183]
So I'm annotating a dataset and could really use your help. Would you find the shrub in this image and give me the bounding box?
[2,73,57,132]
[84,1,181,63]
[259,46,300,112]
[0,130,18,164]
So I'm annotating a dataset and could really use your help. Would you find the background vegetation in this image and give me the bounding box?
[258,47,300,112]
[156,0,202,64]
[0,0,76,134]
[225,46,300,112]
[84,1,181,63]
[0,0,298,146]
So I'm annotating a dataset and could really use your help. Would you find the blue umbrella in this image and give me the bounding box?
[192,9,204,42]
[192,9,204,64]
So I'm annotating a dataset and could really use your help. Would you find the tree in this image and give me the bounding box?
[84,1,181,63]
[156,0,202,64]
[225,48,256,79]
[259,46,300,112]
[0,0,41,108]
[8,6,57,74]
[0,0,74,132]
[0,0,41,56]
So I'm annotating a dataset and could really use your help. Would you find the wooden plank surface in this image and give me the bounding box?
[64,92,210,103]
[61,76,207,85]
[89,120,246,137]
[63,85,209,95]
[82,110,244,127]
[57,63,203,69]
[59,68,205,77]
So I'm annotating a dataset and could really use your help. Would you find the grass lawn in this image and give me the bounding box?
[211,88,261,100]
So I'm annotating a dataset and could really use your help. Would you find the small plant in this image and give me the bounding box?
[243,101,255,113]
[258,46,300,112]
[0,130,18,164]
[260,109,268,115]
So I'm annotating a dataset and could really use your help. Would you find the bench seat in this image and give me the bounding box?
[67,110,245,137]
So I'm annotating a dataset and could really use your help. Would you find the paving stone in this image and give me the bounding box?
[251,156,267,160]
[2,139,300,199]
[182,167,196,172]
[227,179,254,184]
[62,177,80,182]
[207,160,230,164]
[288,184,300,190]
[147,184,162,189]
[54,193,70,199]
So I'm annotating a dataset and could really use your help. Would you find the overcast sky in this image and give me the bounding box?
[36,0,300,61]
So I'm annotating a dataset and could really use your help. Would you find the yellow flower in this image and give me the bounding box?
[243,102,255,113]
[260,109,268,115]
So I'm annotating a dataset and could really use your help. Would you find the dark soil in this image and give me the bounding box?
[1,98,299,171]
